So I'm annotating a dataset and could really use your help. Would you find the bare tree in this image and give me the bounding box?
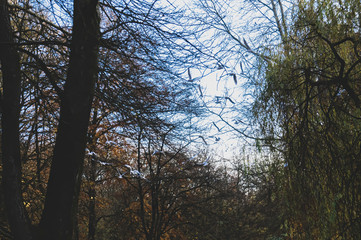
[1,0,100,239]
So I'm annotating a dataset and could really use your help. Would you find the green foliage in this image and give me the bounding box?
[254,0,361,238]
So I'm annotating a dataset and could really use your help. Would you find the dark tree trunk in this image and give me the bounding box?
[0,0,33,239]
[88,156,97,240]
[39,0,100,239]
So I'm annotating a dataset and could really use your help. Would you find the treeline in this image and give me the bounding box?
[0,0,361,240]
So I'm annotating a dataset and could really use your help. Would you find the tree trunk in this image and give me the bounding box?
[88,156,97,240]
[0,0,33,239]
[87,108,99,240]
[39,0,100,239]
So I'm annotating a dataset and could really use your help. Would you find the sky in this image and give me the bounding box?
[44,0,258,164]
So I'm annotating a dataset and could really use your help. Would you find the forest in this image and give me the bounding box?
[0,0,360,239]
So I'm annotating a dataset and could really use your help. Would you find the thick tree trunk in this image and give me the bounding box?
[39,0,100,239]
[0,0,33,239]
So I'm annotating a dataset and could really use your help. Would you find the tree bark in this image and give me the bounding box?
[0,0,33,239]
[39,0,100,239]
